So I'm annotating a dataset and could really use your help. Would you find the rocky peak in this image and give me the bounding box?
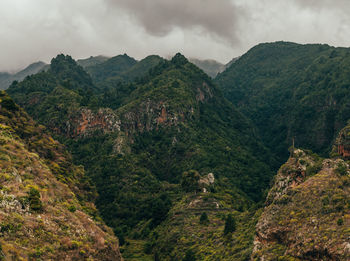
[252,149,350,260]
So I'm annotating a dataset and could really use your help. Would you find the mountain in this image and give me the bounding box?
[85,54,138,83]
[77,55,109,68]
[0,91,122,260]
[86,54,164,86]
[7,53,275,259]
[0,61,47,90]
[215,41,350,163]
[252,133,350,260]
[189,58,225,78]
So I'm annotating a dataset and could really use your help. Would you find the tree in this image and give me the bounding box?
[199,212,209,224]
[28,187,43,212]
[224,214,236,235]
[181,170,200,192]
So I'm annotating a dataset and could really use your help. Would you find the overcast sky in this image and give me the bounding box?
[1,0,350,72]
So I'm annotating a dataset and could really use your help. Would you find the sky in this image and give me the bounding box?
[1,0,350,72]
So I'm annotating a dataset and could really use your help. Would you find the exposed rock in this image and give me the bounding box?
[252,149,350,260]
[335,123,350,159]
[68,108,120,137]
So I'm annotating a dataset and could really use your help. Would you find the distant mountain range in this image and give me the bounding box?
[0,61,48,90]
[0,55,235,90]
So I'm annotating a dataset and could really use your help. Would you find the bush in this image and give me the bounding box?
[337,218,344,226]
[200,212,209,224]
[181,170,200,192]
[28,187,43,212]
[224,214,236,235]
[305,161,322,176]
[68,204,77,212]
[335,163,347,176]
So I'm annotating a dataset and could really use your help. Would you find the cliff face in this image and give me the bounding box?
[335,124,350,159]
[68,108,121,138]
[252,148,350,260]
[0,91,123,260]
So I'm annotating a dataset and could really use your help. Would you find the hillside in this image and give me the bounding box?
[216,42,350,163]
[7,53,275,259]
[0,91,122,260]
[77,55,110,68]
[252,145,350,260]
[0,61,47,90]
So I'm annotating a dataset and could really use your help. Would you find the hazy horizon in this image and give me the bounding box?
[1,0,350,72]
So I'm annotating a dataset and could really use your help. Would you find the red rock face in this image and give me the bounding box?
[69,108,120,138]
[338,145,350,158]
[157,107,167,124]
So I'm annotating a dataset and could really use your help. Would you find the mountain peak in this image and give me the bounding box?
[171,52,188,66]
[50,54,78,73]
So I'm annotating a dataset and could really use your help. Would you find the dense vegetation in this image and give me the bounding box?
[7,52,275,259]
[216,41,350,163]
[5,41,350,259]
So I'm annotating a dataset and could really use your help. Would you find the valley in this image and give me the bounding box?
[1,42,349,260]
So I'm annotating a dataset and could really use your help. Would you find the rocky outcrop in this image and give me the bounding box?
[67,108,120,138]
[119,99,187,135]
[335,124,350,158]
[252,149,350,260]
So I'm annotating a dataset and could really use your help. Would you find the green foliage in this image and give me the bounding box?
[335,163,348,176]
[28,187,43,212]
[216,41,350,164]
[6,52,276,259]
[305,161,323,177]
[0,94,18,111]
[68,204,77,212]
[199,212,209,224]
[337,218,344,226]
[181,170,200,192]
[224,214,236,235]
[85,54,137,83]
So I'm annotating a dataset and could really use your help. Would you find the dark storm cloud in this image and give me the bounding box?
[105,0,241,42]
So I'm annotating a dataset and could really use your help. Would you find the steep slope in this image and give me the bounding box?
[0,61,47,90]
[252,145,350,260]
[216,41,350,162]
[7,53,275,258]
[0,91,122,260]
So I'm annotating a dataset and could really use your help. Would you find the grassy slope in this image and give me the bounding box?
[0,91,122,260]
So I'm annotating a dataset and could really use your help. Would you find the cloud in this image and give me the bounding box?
[1,0,350,72]
[105,0,241,43]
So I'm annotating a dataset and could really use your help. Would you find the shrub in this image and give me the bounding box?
[68,204,77,212]
[306,161,322,176]
[28,187,43,212]
[335,163,347,176]
[181,170,200,192]
[200,212,209,224]
[337,218,344,226]
[224,214,236,235]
